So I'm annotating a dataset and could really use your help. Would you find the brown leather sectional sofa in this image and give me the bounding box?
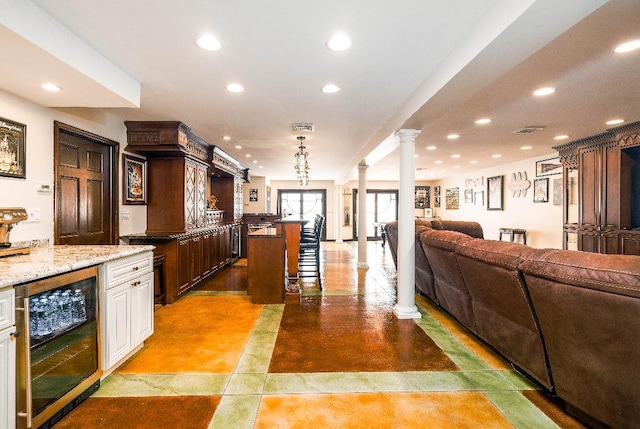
[386,220,640,428]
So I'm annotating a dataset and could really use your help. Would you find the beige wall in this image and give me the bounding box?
[0,89,146,244]
[0,88,563,248]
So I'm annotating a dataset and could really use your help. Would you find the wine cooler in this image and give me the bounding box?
[15,265,102,429]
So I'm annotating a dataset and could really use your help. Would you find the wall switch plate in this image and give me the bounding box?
[25,207,41,223]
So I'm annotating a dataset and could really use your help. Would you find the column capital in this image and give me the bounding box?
[395,128,421,142]
[358,162,368,172]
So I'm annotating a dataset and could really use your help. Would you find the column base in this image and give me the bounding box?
[356,262,369,269]
[393,304,422,319]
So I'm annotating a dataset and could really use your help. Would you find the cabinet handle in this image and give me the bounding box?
[132,281,141,287]
[132,266,139,271]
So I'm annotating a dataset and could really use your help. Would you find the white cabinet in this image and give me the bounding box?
[101,251,154,372]
[0,287,16,429]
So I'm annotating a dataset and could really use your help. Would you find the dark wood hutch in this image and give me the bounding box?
[122,121,249,303]
[555,120,640,255]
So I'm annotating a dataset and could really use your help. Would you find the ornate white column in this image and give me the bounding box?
[394,129,421,319]
[357,162,368,269]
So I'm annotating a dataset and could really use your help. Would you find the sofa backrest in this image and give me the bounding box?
[414,225,437,302]
[439,220,484,239]
[520,249,640,428]
[419,228,475,331]
[455,239,552,389]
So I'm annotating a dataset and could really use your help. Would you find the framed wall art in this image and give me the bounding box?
[0,116,26,179]
[249,188,258,202]
[474,191,484,207]
[536,157,562,177]
[487,175,504,211]
[414,186,430,208]
[123,153,147,205]
[445,187,459,210]
[534,177,549,203]
[464,189,473,204]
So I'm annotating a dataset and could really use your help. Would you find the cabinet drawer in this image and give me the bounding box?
[0,287,15,330]
[102,252,153,289]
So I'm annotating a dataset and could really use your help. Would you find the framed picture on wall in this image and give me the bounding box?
[249,188,258,202]
[474,191,484,207]
[534,177,549,203]
[0,116,26,179]
[487,175,504,210]
[535,157,562,177]
[123,153,147,205]
[414,186,430,208]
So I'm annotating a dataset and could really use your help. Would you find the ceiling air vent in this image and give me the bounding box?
[513,126,545,134]
[292,123,314,132]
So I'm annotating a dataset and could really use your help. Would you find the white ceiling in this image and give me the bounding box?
[1,0,639,183]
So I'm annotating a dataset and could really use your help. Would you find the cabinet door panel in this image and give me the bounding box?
[185,161,197,229]
[579,231,599,253]
[132,272,154,344]
[579,147,599,227]
[177,239,190,293]
[620,234,640,255]
[0,327,16,429]
[190,235,203,284]
[105,283,132,369]
[601,144,622,228]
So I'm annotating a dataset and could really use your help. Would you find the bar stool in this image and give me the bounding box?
[499,228,527,245]
[153,254,167,306]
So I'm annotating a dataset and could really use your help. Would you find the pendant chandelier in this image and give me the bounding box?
[294,135,310,186]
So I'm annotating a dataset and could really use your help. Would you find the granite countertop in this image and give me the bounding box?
[0,245,154,288]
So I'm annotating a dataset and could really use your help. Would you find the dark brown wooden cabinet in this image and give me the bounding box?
[556,121,640,255]
[122,121,248,302]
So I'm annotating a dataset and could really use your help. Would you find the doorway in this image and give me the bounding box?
[54,122,119,244]
[278,189,326,240]
[353,189,398,240]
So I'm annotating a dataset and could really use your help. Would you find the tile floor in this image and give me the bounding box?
[57,241,586,428]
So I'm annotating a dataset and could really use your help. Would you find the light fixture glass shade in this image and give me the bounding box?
[294,136,310,186]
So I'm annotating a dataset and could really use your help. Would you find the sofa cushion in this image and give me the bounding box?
[414,225,437,302]
[455,239,552,389]
[521,249,640,428]
[420,229,475,331]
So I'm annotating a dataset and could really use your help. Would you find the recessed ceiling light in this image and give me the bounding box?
[226,83,245,93]
[259,165,264,169]
[326,34,352,51]
[426,145,437,150]
[470,160,478,164]
[533,87,556,96]
[447,134,460,140]
[492,154,502,158]
[245,154,251,158]
[223,136,231,141]
[322,84,340,94]
[196,34,221,51]
[520,146,533,150]
[414,154,419,158]
[41,82,61,92]
[451,154,460,158]
[606,118,624,125]
[614,40,640,53]
[252,160,258,164]
[475,118,491,125]
[434,160,442,164]
[553,135,569,140]
[234,145,242,149]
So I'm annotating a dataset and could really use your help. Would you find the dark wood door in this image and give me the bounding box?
[54,122,118,244]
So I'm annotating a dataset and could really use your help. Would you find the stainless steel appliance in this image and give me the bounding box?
[15,266,102,428]
[0,207,29,257]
